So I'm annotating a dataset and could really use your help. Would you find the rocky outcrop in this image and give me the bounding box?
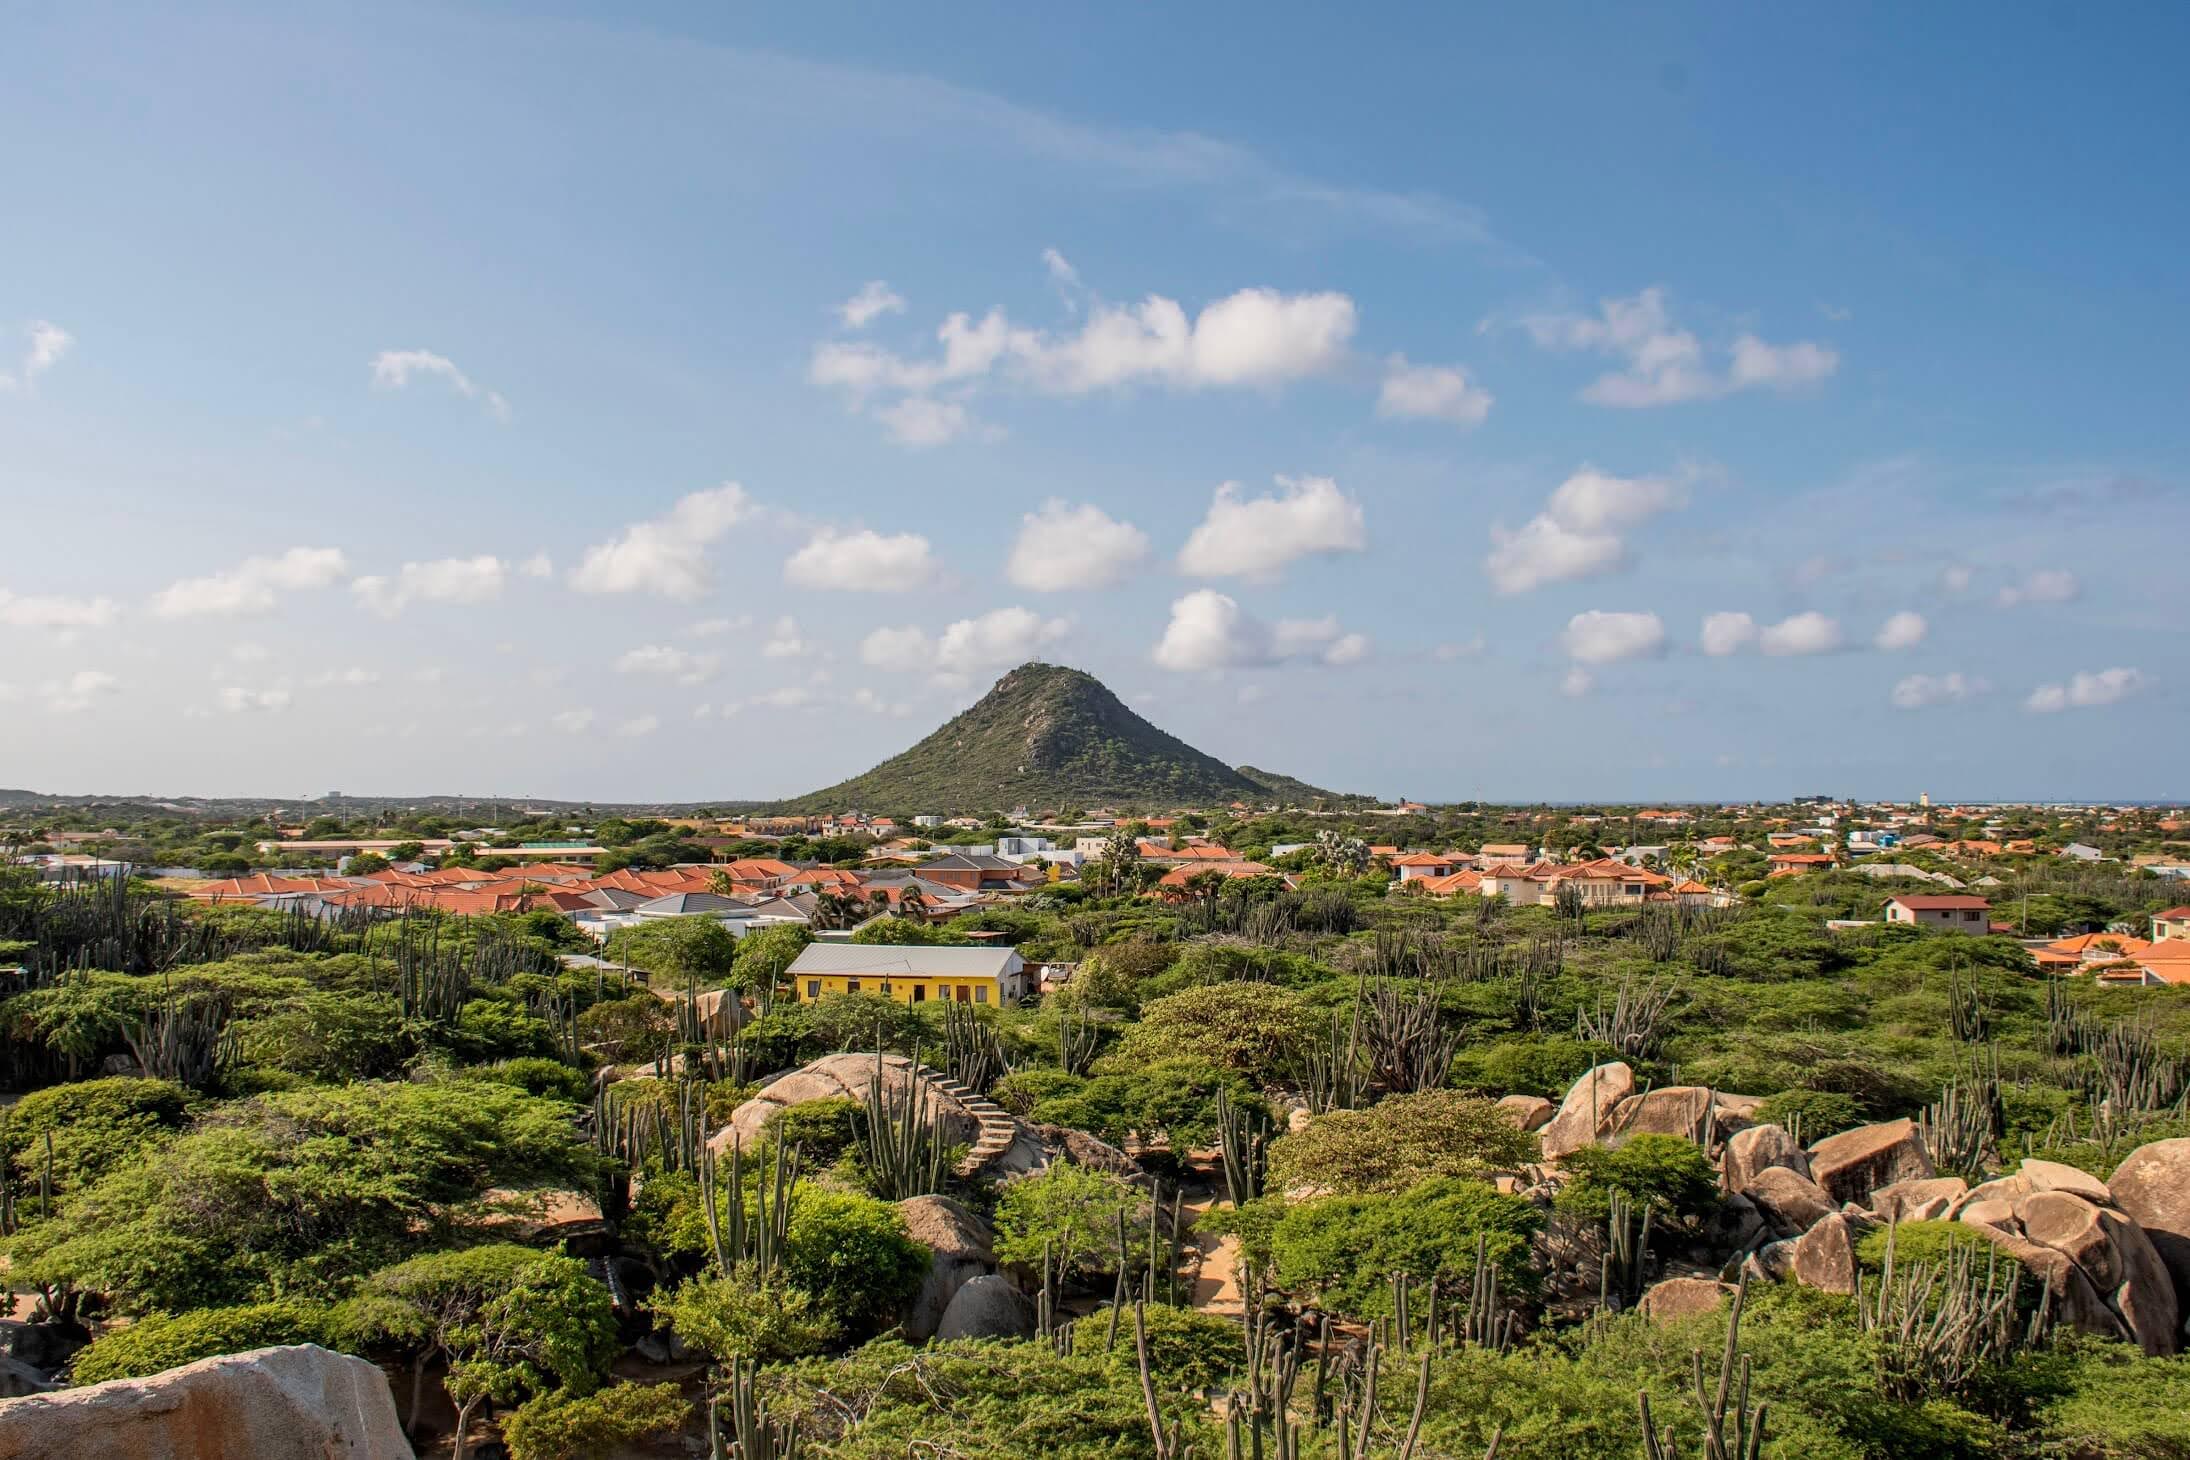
[1496,1095,1555,1132]
[2110,1139,2190,1307]
[724,1053,983,1150]
[1745,1166,1836,1238]
[934,1274,1034,1341]
[0,1344,413,1460]
[1639,1277,1733,1323]
[899,1196,996,1340]
[1807,1119,1932,1206]
[1868,1177,1967,1224]
[1540,1062,1635,1160]
[1722,1124,1809,1195]
[1606,1087,1717,1146]
[1791,1212,1860,1295]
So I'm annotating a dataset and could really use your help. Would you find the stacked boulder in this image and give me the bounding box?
[1718,1114,2181,1355]
[1537,1063,1760,1159]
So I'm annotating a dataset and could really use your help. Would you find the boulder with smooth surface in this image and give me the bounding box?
[1640,1277,1733,1323]
[1606,1087,1715,1145]
[1745,1166,1836,1238]
[2111,1139,2190,1304]
[722,1053,983,1151]
[1540,1062,1635,1160]
[1807,1119,1932,1207]
[934,1274,1035,1342]
[1722,1124,1809,1195]
[1791,1212,1859,1295]
[1496,1094,1555,1132]
[899,1195,997,1341]
[1868,1176,1968,1224]
[0,1344,413,1460]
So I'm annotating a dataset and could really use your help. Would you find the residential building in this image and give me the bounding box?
[1884,895,1992,932]
[2153,907,2190,942]
[1390,852,1459,882]
[786,943,1029,1006]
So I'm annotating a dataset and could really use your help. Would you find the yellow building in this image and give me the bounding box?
[786,944,1030,1007]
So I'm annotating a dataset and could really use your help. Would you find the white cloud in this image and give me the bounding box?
[849,686,912,717]
[2025,667,2147,713]
[1519,287,1837,408]
[751,685,816,710]
[1874,611,1928,651]
[783,528,940,591]
[1891,672,1987,709]
[1700,610,1844,656]
[809,281,1356,443]
[761,617,810,659]
[1758,611,1843,656]
[860,624,934,669]
[1560,667,1594,697]
[861,608,1070,675]
[1485,466,1679,594]
[1376,355,1492,427]
[368,348,509,421]
[1699,612,1758,657]
[1940,565,1973,593]
[41,669,119,713]
[1177,476,1366,582]
[0,321,72,391]
[215,685,291,714]
[1151,590,1368,672]
[0,587,119,629]
[615,714,661,738]
[687,615,751,638]
[1006,500,1151,590]
[1042,249,1080,287]
[518,552,553,578]
[874,396,973,447]
[615,645,719,685]
[550,709,596,734]
[1561,610,1666,666]
[1997,569,2080,607]
[351,555,507,617]
[230,643,269,663]
[1433,636,1485,661]
[571,483,754,599]
[838,280,907,329]
[151,547,349,618]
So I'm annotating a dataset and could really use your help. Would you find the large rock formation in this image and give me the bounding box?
[1806,1119,1933,1206]
[1722,1124,1809,1195]
[1539,1062,1636,1160]
[1791,1212,1860,1295]
[1639,1277,1733,1323]
[899,1195,997,1340]
[934,1274,1035,1341]
[1496,1095,1555,1132]
[2110,1138,2190,1307]
[0,1344,413,1460]
[1744,1166,1837,1238]
[721,1053,985,1151]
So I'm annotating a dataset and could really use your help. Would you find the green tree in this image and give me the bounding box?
[1115,983,1317,1085]
[992,1162,1153,1283]
[1271,1177,1541,1316]
[603,916,739,984]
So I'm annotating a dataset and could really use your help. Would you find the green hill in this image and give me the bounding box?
[778,662,1359,813]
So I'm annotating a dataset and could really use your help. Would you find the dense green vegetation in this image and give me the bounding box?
[4,788,2188,1458]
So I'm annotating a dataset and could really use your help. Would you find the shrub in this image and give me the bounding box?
[1271,1178,1541,1317]
[70,1300,335,1384]
[1554,1134,1720,1226]
[1754,1088,1864,1140]
[1069,1304,1243,1391]
[474,1057,593,1105]
[780,1189,931,1335]
[1030,1057,1260,1147]
[1,1075,191,1197]
[1115,984,1317,1084]
[1854,1219,2020,1274]
[657,1276,836,1362]
[992,1067,1087,1117]
[993,1163,1153,1283]
[1266,1090,1538,1197]
[1450,1035,1607,1098]
[767,1097,863,1166]
[503,1381,692,1460]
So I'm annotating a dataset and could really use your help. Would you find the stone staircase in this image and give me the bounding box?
[925,1068,1023,1179]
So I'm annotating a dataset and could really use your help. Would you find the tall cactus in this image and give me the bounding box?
[1216,1086,1270,1206]
[860,1049,945,1200]
[710,1355,800,1460]
[1639,1275,1766,1460]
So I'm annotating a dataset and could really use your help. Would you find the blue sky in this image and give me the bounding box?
[1,2,2184,803]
